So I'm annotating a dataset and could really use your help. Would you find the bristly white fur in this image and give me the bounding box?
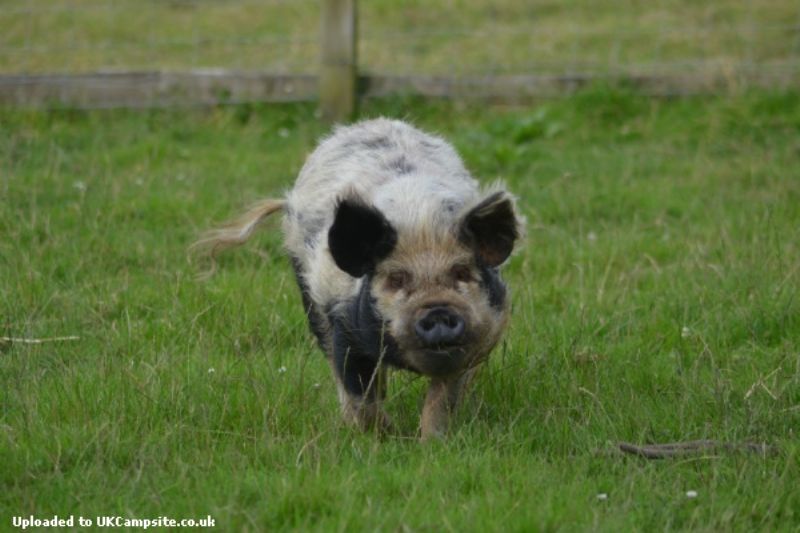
[285,118,483,308]
[194,118,521,303]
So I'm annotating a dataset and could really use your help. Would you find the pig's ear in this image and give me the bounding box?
[329,199,398,278]
[459,191,521,267]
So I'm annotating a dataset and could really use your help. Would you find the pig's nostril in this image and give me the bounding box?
[415,307,465,346]
[419,317,436,332]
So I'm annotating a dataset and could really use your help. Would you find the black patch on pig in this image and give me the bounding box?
[329,199,397,278]
[479,265,507,311]
[289,255,328,348]
[330,276,412,398]
[362,136,394,150]
[302,216,325,248]
[419,138,441,150]
[442,199,460,214]
[388,156,415,175]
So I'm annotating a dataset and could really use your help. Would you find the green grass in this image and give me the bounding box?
[2,89,800,530]
[1,0,797,75]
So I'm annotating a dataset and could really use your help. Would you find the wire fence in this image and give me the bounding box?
[1,0,798,109]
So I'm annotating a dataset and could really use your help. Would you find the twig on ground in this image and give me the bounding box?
[615,440,774,459]
[1,335,81,345]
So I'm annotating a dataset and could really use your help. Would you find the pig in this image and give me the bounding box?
[195,118,523,440]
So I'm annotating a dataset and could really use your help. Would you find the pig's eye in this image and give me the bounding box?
[451,264,474,283]
[386,271,411,291]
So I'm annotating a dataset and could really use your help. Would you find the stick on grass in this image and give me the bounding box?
[1,335,80,345]
[616,440,774,459]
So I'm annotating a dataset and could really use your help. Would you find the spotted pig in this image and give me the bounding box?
[196,118,523,440]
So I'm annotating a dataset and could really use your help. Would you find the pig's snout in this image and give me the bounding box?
[414,306,465,347]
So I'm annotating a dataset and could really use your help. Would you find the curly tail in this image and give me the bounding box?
[190,198,286,277]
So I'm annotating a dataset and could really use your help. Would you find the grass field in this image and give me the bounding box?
[2,88,800,530]
[1,0,798,75]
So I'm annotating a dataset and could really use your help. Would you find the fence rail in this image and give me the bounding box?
[1,0,798,116]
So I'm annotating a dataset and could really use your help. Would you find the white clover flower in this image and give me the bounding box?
[681,326,691,339]
[596,493,608,501]
[207,367,215,374]
[278,366,287,374]
[686,490,698,499]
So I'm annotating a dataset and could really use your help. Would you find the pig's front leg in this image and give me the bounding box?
[330,324,394,433]
[420,368,476,441]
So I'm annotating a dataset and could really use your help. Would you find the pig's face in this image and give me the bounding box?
[328,192,521,376]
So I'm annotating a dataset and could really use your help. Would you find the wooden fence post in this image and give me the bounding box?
[320,0,357,123]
